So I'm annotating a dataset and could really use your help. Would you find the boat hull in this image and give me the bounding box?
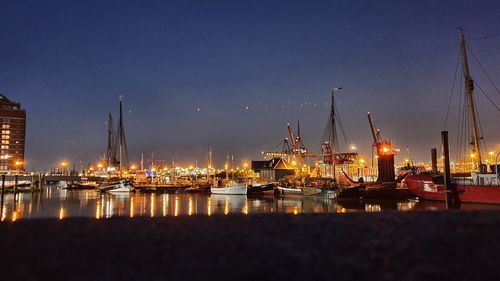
[405,174,500,204]
[99,180,133,193]
[276,186,322,196]
[107,186,134,193]
[211,185,247,195]
[248,184,275,195]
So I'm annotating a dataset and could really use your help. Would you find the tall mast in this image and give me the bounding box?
[331,89,337,179]
[459,27,482,167]
[106,113,114,168]
[225,154,229,181]
[207,144,212,168]
[207,144,212,184]
[115,96,129,178]
[140,153,144,171]
[119,98,123,178]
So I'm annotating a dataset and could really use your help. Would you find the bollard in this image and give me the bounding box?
[0,175,5,214]
[441,131,454,208]
[431,148,438,173]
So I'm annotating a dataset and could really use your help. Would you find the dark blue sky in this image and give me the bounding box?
[1,0,500,170]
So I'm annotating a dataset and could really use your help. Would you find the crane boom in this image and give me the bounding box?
[367,112,378,144]
[287,123,297,150]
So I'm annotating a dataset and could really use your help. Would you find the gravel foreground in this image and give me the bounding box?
[1,212,499,281]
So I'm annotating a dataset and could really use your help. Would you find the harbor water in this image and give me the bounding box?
[2,186,500,221]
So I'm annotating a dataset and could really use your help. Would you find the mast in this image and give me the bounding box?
[459,27,482,168]
[106,113,115,168]
[115,96,129,178]
[225,154,229,181]
[140,153,144,171]
[207,144,213,184]
[331,89,337,179]
[119,99,123,178]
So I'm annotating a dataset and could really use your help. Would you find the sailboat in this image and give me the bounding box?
[99,97,134,193]
[405,28,500,204]
[211,154,247,195]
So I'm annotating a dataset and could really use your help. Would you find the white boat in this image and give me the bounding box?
[57,181,68,189]
[211,182,247,195]
[99,180,133,193]
[277,186,322,196]
[277,186,302,195]
[107,184,134,193]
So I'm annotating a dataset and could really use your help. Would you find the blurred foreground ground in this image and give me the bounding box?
[1,211,499,281]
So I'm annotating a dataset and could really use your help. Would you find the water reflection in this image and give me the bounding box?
[2,186,500,221]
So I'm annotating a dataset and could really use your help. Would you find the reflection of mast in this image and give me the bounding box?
[459,27,482,168]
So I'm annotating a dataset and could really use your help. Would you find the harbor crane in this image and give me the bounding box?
[262,121,317,170]
[367,112,397,183]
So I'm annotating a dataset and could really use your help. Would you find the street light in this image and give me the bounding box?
[61,161,68,175]
[15,161,23,173]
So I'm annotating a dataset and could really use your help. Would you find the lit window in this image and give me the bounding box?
[2,140,9,144]
[1,135,10,139]
[1,145,8,149]
[2,124,9,129]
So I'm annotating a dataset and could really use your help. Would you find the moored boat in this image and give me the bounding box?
[248,183,275,195]
[99,180,134,193]
[211,182,247,195]
[405,173,500,204]
[405,28,500,204]
[58,181,98,190]
[276,186,322,196]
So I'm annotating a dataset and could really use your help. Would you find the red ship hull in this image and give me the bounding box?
[405,174,500,204]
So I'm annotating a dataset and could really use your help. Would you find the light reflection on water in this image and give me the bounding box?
[2,186,500,222]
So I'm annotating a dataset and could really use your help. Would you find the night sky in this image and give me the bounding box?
[1,0,500,170]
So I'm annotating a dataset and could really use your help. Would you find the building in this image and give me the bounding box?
[0,94,26,172]
[251,157,295,182]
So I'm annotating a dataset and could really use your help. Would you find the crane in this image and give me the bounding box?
[366,112,397,183]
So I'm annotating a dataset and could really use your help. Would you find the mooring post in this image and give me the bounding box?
[1,175,5,214]
[442,131,453,208]
[431,148,438,173]
[14,175,18,193]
